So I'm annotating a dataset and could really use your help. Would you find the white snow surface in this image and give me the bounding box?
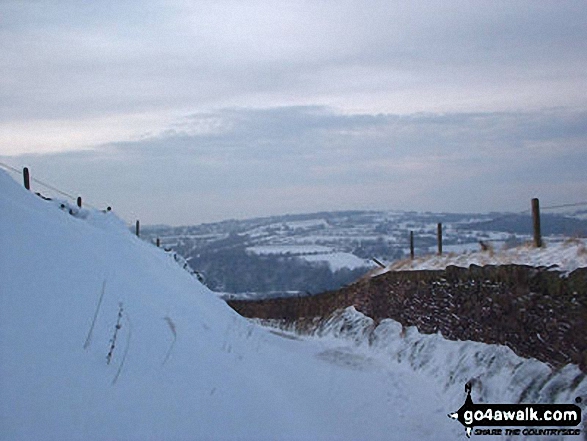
[246,244,333,255]
[1,169,585,440]
[262,309,587,440]
[0,170,456,440]
[388,239,587,274]
[246,245,371,270]
[301,252,372,270]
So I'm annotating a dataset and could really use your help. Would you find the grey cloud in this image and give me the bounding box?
[112,106,587,170]
[4,106,586,224]
[2,0,587,125]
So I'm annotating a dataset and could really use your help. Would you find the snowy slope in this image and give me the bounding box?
[0,169,461,440]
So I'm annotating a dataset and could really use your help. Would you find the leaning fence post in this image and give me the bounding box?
[532,198,542,248]
[410,231,414,260]
[135,220,140,237]
[372,257,386,269]
[437,222,443,255]
[23,167,30,190]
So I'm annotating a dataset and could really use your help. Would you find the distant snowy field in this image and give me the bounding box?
[247,244,333,255]
[246,245,372,270]
[301,252,371,270]
[1,169,585,440]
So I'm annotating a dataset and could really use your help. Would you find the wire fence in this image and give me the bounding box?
[542,201,587,211]
[0,161,106,214]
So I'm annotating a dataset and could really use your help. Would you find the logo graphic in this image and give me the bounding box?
[448,383,582,438]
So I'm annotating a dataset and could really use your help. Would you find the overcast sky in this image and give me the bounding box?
[1,1,586,225]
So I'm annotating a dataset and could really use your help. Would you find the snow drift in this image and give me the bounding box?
[0,170,459,440]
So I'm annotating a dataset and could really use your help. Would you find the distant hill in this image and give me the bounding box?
[142,209,587,298]
[460,213,587,236]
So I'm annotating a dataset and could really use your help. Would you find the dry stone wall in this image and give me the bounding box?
[228,265,587,372]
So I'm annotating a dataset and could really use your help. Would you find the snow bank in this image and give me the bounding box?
[0,170,284,440]
[0,170,462,440]
[260,307,587,440]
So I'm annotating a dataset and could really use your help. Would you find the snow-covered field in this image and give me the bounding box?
[1,169,585,440]
[246,245,372,270]
[301,252,371,270]
[246,244,334,255]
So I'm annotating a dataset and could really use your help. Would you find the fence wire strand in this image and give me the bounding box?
[0,161,101,211]
[541,201,587,210]
[0,161,21,175]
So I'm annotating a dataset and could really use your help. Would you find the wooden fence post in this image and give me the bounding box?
[372,258,386,269]
[410,231,414,260]
[156,237,160,248]
[135,220,140,237]
[77,196,82,208]
[532,198,542,248]
[437,223,443,255]
[23,167,30,190]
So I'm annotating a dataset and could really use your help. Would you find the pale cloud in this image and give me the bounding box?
[2,1,587,154]
[3,106,586,225]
